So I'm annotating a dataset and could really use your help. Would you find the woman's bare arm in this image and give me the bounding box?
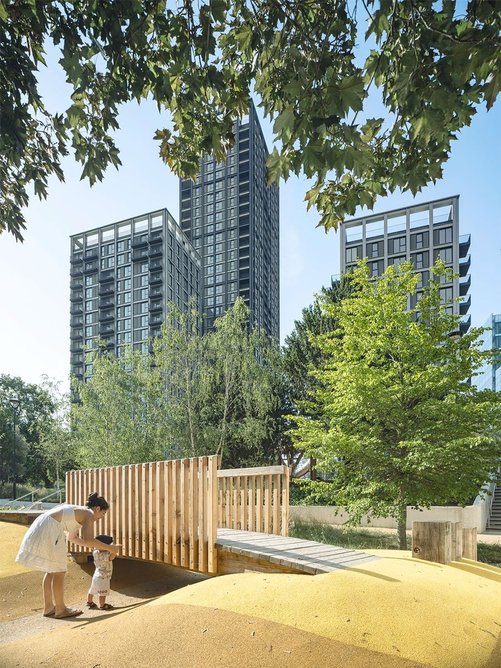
[68,511,121,553]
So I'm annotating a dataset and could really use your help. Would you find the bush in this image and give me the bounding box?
[289,479,337,506]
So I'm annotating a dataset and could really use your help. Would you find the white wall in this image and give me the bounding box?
[290,490,493,532]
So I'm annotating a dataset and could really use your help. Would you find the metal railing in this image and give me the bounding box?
[0,487,64,509]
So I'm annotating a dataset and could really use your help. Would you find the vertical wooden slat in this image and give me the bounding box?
[264,474,272,534]
[101,466,108,536]
[207,456,218,574]
[121,466,128,557]
[156,461,164,562]
[281,466,289,536]
[140,464,146,560]
[165,460,172,563]
[224,478,232,529]
[256,476,263,533]
[134,464,141,558]
[148,462,155,561]
[198,456,207,572]
[189,458,197,571]
[179,459,186,567]
[128,466,133,558]
[272,474,280,535]
[240,476,246,531]
[171,459,179,565]
[110,467,116,545]
[249,477,256,532]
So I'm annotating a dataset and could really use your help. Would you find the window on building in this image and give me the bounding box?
[434,227,453,245]
[434,247,453,264]
[345,246,360,263]
[440,287,453,304]
[388,237,406,254]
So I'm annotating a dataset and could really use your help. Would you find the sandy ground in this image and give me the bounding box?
[1,521,500,668]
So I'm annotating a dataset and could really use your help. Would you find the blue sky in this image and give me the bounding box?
[0,53,500,390]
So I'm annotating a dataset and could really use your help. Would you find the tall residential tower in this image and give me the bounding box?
[70,209,200,381]
[339,195,471,331]
[179,103,280,338]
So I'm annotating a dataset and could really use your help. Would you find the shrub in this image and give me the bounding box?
[289,479,337,506]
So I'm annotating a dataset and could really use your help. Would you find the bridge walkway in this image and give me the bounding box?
[216,528,379,575]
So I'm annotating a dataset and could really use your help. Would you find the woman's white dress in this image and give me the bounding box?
[15,504,83,573]
[88,550,113,596]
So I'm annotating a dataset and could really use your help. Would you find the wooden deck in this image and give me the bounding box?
[216,529,379,575]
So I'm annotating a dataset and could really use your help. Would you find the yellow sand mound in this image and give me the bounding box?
[1,521,500,668]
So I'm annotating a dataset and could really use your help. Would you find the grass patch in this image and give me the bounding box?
[477,542,501,568]
[290,522,410,550]
[290,522,501,567]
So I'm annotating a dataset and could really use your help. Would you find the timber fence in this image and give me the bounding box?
[66,455,219,574]
[66,458,289,574]
[217,465,289,536]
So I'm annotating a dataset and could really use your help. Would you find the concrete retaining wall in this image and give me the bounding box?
[290,490,492,532]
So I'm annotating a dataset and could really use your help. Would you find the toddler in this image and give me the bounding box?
[86,534,116,610]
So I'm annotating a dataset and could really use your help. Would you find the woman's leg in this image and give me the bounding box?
[52,572,66,615]
[42,573,55,614]
[52,572,82,618]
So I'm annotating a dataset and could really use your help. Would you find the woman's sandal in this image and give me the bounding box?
[54,608,83,619]
[42,610,55,617]
[98,603,114,610]
[86,602,97,609]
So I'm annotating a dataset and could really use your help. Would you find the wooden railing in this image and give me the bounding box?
[217,465,289,536]
[66,455,219,574]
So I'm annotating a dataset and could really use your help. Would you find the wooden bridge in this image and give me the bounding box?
[66,455,377,576]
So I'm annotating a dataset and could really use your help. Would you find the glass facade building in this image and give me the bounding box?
[475,314,501,391]
[70,209,201,381]
[339,195,471,331]
[179,102,280,338]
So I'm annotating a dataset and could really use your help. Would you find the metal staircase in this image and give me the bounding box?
[486,484,501,532]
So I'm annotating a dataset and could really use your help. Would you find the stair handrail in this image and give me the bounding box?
[9,490,36,503]
[26,488,64,509]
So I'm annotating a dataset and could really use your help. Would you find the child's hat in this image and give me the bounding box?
[95,534,113,545]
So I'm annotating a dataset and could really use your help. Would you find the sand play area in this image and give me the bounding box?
[1,521,501,667]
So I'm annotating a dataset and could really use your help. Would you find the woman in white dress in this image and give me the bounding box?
[16,492,121,618]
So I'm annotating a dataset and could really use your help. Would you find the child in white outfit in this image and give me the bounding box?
[87,534,115,610]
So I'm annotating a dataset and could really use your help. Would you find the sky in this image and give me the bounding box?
[0,51,500,392]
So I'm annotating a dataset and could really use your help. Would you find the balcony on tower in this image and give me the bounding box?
[459,254,470,277]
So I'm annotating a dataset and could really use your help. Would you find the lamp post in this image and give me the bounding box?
[8,396,20,500]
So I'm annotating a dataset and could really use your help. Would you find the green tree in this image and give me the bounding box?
[284,277,352,405]
[37,377,77,490]
[72,345,169,468]
[73,299,281,468]
[282,278,352,475]
[205,298,281,467]
[2,1,499,240]
[151,301,212,457]
[0,374,55,487]
[290,261,501,549]
[154,298,282,466]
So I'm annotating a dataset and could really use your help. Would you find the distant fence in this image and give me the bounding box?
[66,455,219,574]
[217,465,289,536]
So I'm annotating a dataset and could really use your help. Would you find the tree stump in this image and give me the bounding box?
[412,521,452,564]
[462,527,477,560]
[451,521,463,560]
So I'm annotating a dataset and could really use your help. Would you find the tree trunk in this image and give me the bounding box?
[397,502,408,550]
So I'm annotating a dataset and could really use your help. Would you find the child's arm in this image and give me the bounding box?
[109,552,117,561]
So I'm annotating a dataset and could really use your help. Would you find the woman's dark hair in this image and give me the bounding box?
[86,492,109,511]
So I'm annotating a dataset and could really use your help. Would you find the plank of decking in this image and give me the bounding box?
[216,528,378,575]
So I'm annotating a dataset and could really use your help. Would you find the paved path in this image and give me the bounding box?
[216,528,379,575]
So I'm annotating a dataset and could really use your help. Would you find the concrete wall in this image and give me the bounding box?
[290,489,493,532]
